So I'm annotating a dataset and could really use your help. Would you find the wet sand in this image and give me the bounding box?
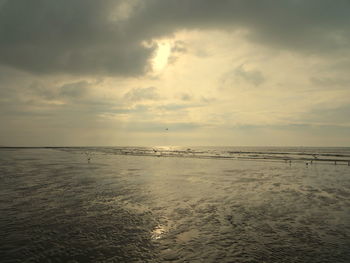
[0,148,350,262]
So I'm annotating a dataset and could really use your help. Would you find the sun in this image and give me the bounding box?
[152,41,171,71]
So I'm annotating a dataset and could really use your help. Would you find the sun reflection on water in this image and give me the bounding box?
[151,224,167,240]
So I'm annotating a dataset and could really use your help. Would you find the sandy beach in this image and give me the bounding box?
[1,147,350,262]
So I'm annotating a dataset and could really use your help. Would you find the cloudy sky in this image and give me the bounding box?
[1,0,350,146]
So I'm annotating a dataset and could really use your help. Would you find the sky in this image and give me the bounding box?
[0,0,350,147]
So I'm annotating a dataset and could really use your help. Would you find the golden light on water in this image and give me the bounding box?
[151,224,167,240]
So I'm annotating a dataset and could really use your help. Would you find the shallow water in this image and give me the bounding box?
[58,145,350,164]
[0,148,350,262]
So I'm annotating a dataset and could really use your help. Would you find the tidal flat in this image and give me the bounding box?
[0,147,349,262]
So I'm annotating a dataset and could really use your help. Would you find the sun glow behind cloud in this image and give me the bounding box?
[152,41,171,71]
[0,0,350,146]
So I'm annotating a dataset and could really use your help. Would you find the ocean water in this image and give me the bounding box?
[0,147,350,262]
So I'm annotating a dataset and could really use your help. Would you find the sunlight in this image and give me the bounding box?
[151,224,167,240]
[152,41,171,71]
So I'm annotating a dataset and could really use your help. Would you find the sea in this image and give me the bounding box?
[0,146,350,262]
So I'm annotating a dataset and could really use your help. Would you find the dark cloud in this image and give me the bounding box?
[131,0,350,54]
[28,80,90,100]
[0,0,349,76]
[0,0,155,76]
[59,81,89,98]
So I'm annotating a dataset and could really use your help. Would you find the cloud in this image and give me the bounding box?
[0,0,155,76]
[171,40,187,53]
[168,40,188,64]
[59,81,89,98]
[124,121,201,132]
[123,86,160,101]
[158,103,190,111]
[27,80,90,101]
[310,77,350,88]
[179,93,192,101]
[1,0,349,77]
[157,102,205,111]
[299,104,350,126]
[1,1,350,146]
[129,0,350,54]
[234,65,265,86]
[221,65,265,87]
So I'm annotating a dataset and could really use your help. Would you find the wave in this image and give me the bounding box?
[53,146,350,165]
